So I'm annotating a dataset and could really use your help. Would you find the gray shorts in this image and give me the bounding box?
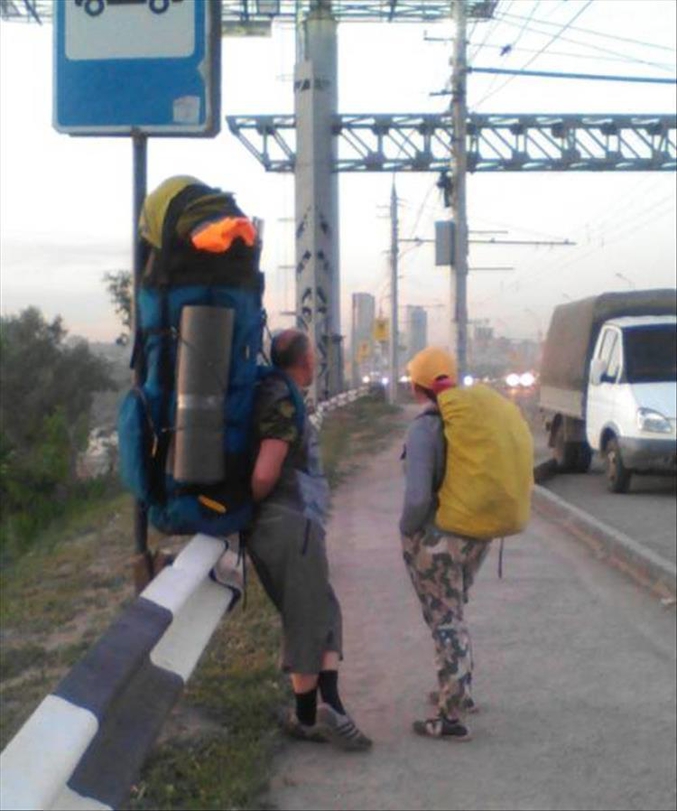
[246,503,343,674]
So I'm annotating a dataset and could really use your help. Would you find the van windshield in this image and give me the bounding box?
[623,324,677,384]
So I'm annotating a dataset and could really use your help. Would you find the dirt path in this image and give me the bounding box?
[262,409,676,811]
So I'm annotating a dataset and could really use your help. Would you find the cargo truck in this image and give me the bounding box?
[539,289,677,492]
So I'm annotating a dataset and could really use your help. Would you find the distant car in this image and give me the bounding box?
[75,0,182,17]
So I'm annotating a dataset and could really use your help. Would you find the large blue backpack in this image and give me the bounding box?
[117,179,303,537]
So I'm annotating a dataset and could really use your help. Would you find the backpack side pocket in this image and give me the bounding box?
[117,387,158,502]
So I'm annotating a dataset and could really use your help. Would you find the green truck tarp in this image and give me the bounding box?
[540,288,677,394]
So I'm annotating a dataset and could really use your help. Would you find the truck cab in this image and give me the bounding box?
[586,315,677,492]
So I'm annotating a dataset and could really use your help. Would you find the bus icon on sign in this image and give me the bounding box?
[74,0,183,17]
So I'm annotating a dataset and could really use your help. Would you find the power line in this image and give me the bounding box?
[473,191,675,308]
[468,0,516,62]
[505,0,540,51]
[468,0,537,100]
[467,39,677,70]
[468,66,677,84]
[490,195,675,301]
[474,0,594,108]
[498,9,677,53]
[471,174,663,303]
[493,14,677,73]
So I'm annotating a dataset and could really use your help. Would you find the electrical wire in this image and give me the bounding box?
[504,200,675,301]
[473,188,675,308]
[485,194,675,302]
[469,0,517,63]
[470,0,542,101]
[471,174,666,302]
[470,66,676,84]
[467,39,677,69]
[474,0,594,109]
[492,14,677,73]
[406,181,439,243]
[498,9,677,53]
[504,0,540,51]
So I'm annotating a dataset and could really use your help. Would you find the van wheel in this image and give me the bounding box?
[553,422,578,472]
[605,438,632,493]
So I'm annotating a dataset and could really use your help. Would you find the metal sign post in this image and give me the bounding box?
[54,0,222,589]
[132,132,150,583]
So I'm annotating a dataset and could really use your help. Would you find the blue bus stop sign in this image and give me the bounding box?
[54,0,221,136]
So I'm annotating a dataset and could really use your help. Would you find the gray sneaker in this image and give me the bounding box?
[279,709,329,743]
[316,704,373,752]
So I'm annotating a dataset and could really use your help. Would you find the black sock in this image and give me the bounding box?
[318,670,346,714]
[295,687,317,726]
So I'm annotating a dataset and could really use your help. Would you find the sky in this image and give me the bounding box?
[1,0,676,349]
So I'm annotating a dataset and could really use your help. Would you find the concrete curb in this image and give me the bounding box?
[532,484,677,599]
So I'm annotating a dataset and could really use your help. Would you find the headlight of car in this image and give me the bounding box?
[636,408,673,434]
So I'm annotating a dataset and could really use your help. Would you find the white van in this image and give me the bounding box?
[539,290,677,492]
[586,315,676,492]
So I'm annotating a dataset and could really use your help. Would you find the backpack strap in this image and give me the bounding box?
[277,371,307,437]
[257,365,307,437]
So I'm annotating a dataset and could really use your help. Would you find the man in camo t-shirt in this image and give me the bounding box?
[246,329,371,752]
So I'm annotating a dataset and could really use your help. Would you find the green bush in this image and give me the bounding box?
[0,308,115,563]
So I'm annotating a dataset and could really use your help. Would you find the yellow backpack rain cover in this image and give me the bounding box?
[435,385,534,540]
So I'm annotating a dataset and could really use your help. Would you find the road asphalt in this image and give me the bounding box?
[543,459,677,568]
[263,412,677,811]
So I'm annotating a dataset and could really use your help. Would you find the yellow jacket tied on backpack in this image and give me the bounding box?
[435,385,534,540]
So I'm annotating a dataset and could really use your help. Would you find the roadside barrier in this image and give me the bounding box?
[310,385,370,430]
[0,535,242,811]
[0,386,370,810]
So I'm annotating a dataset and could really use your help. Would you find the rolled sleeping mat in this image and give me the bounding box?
[174,305,234,484]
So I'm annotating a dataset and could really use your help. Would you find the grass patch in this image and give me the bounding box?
[0,491,137,749]
[321,394,405,489]
[0,395,408,809]
[127,574,284,811]
[0,475,123,566]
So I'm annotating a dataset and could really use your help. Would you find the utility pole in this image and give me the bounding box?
[451,0,469,379]
[294,0,341,404]
[389,180,399,404]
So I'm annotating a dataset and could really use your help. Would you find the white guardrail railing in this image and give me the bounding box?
[0,387,370,811]
[309,385,370,431]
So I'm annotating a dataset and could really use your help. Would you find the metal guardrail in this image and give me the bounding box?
[0,535,242,811]
[310,385,370,430]
[0,385,369,810]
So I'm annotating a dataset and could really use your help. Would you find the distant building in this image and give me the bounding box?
[405,305,428,364]
[351,292,376,385]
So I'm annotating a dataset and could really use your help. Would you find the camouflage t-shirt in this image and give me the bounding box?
[253,375,329,528]
[256,395,301,447]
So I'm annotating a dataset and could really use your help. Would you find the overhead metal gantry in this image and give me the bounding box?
[0,0,498,24]
[227,113,677,172]
[12,0,674,400]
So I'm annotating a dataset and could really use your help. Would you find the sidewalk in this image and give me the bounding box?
[264,425,677,811]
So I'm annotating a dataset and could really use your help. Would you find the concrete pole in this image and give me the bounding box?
[389,180,399,404]
[294,0,342,404]
[452,0,469,379]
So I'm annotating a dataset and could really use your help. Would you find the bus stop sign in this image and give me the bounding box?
[54,0,221,136]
